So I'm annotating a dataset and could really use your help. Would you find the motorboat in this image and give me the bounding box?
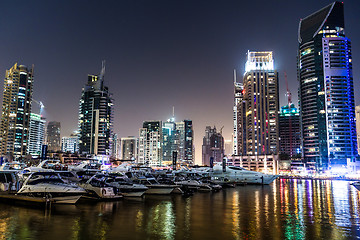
[102,174,148,197]
[133,176,177,195]
[17,172,86,204]
[79,174,123,200]
[351,181,360,191]
[211,164,279,185]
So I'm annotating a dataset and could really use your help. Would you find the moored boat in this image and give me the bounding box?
[17,172,86,204]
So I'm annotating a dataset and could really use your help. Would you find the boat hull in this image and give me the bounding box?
[145,186,175,195]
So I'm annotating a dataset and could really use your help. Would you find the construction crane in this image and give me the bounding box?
[33,99,45,116]
[284,72,293,157]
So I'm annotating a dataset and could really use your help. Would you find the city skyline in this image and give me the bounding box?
[0,1,359,164]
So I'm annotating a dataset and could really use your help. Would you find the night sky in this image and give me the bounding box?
[0,0,359,163]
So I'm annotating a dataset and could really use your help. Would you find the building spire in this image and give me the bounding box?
[233,69,237,83]
[100,60,106,82]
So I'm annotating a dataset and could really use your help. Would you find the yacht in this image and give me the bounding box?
[134,176,177,195]
[79,175,123,200]
[17,172,86,204]
[211,164,278,185]
[103,174,148,197]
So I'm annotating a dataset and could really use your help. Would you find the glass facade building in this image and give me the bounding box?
[298,2,357,171]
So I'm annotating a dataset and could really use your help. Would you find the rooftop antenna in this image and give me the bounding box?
[172,106,175,118]
[100,60,106,82]
[233,69,237,83]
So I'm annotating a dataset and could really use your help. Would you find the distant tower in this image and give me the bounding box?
[138,121,162,166]
[121,136,138,160]
[279,104,301,158]
[27,113,46,157]
[233,69,245,156]
[162,119,179,163]
[0,63,34,159]
[202,126,224,166]
[78,62,113,155]
[177,120,194,165]
[46,121,61,152]
[298,2,357,171]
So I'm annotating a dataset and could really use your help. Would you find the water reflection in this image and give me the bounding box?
[0,179,359,240]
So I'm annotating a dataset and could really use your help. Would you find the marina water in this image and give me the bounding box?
[0,178,359,240]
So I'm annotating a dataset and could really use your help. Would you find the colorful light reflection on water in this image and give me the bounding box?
[0,179,359,240]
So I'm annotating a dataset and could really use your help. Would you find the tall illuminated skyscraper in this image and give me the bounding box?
[0,63,34,159]
[241,51,279,156]
[298,2,357,171]
[78,63,113,156]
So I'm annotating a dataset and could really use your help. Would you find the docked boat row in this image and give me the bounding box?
[0,160,282,205]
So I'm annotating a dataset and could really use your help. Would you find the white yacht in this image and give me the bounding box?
[79,175,123,200]
[211,164,278,185]
[103,175,148,197]
[17,172,86,204]
[134,176,177,195]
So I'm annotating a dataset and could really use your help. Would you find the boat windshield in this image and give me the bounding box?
[228,166,246,171]
[27,174,64,185]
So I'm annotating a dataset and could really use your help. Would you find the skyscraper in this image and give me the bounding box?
[28,113,46,156]
[228,51,279,173]
[120,136,138,160]
[298,2,357,171]
[202,126,224,166]
[356,105,360,155]
[46,121,61,152]
[279,104,301,158]
[233,70,245,156]
[162,119,179,163]
[0,63,34,159]
[241,51,279,156]
[177,120,194,165]
[78,63,113,156]
[138,121,162,166]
